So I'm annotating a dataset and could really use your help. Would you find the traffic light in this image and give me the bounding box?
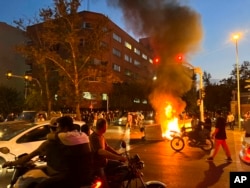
[177,55,183,61]
[153,57,160,65]
[175,54,184,63]
[6,71,12,79]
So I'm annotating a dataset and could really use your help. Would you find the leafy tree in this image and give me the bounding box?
[203,71,212,86]
[14,0,113,120]
[0,85,24,117]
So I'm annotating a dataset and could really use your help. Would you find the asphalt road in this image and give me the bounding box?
[1,124,250,188]
[105,124,250,188]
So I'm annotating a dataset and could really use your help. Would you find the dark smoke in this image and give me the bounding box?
[107,0,203,121]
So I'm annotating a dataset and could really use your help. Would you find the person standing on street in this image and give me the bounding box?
[207,110,232,162]
[227,112,235,130]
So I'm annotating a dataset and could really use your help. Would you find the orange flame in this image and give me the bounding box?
[161,104,191,140]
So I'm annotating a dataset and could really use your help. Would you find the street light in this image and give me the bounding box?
[5,72,42,96]
[24,75,43,96]
[233,34,241,130]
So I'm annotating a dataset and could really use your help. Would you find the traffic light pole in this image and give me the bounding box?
[182,64,204,122]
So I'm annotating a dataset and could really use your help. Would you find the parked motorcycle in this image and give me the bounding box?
[108,141,166,188]
[170,126,213,152]
[0,147,101,188]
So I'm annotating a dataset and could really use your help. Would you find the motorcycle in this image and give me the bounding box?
[170,126,213,152]
[239,136,250,165]
[1,141,166,188]
[107,141,166,188]
[0,147,102,188]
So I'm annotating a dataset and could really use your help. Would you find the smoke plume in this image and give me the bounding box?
[107,0,203,121]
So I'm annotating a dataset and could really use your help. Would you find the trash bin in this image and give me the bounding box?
[144,124,163,141]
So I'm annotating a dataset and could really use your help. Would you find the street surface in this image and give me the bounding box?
[1,124,250,188]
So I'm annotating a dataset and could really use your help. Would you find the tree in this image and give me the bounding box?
[203,71,212,86]
[0,85,24,117]
[14,0,113,120]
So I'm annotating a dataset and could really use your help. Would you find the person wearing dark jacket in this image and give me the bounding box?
[2,116,93,188]
[206,110,232,162]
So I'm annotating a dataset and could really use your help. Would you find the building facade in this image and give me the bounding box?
[26,11,156,110]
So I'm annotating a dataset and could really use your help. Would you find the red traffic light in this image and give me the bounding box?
[175,54,184,63]
[153,57,160,65]
[177,55,183,61]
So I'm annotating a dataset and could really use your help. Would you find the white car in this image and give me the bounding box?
[0,120,86,174]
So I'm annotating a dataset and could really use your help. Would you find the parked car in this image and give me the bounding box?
[0,119,86,175]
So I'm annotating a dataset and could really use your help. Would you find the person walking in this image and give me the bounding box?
[207,110,232,162]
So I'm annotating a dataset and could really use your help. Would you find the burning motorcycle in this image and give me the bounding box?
[170,126,213,152]
[0,147,101,188]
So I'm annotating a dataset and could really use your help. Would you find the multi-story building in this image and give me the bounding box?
[78,11,155,83]
[26,11,156,110]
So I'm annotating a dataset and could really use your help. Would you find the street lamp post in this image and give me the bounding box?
[5,72,42,97]
[234,34,241,130]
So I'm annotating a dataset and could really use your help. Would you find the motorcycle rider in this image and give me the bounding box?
[189,114,203,143]
[89,118,127,188]
[2,116,93,188]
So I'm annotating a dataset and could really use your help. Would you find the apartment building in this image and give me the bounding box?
[27,11,156,109]
[78,11,155,83]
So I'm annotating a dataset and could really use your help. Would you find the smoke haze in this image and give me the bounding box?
[107,0,203,121]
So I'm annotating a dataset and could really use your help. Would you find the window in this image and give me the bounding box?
[133,98,140,103]
[113,64,121,72]
[113,33,122,43]
[142,53,148,60]
[100,41,108,48]
[134,59,141,66]
[124,54,132,63]
[112,48,121,57]
[82,22,92,29]
[16,125,51,143]
[124,41,132,50]
[134,47,140,55]
[149,58,153,64]
[125,69,132,76]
